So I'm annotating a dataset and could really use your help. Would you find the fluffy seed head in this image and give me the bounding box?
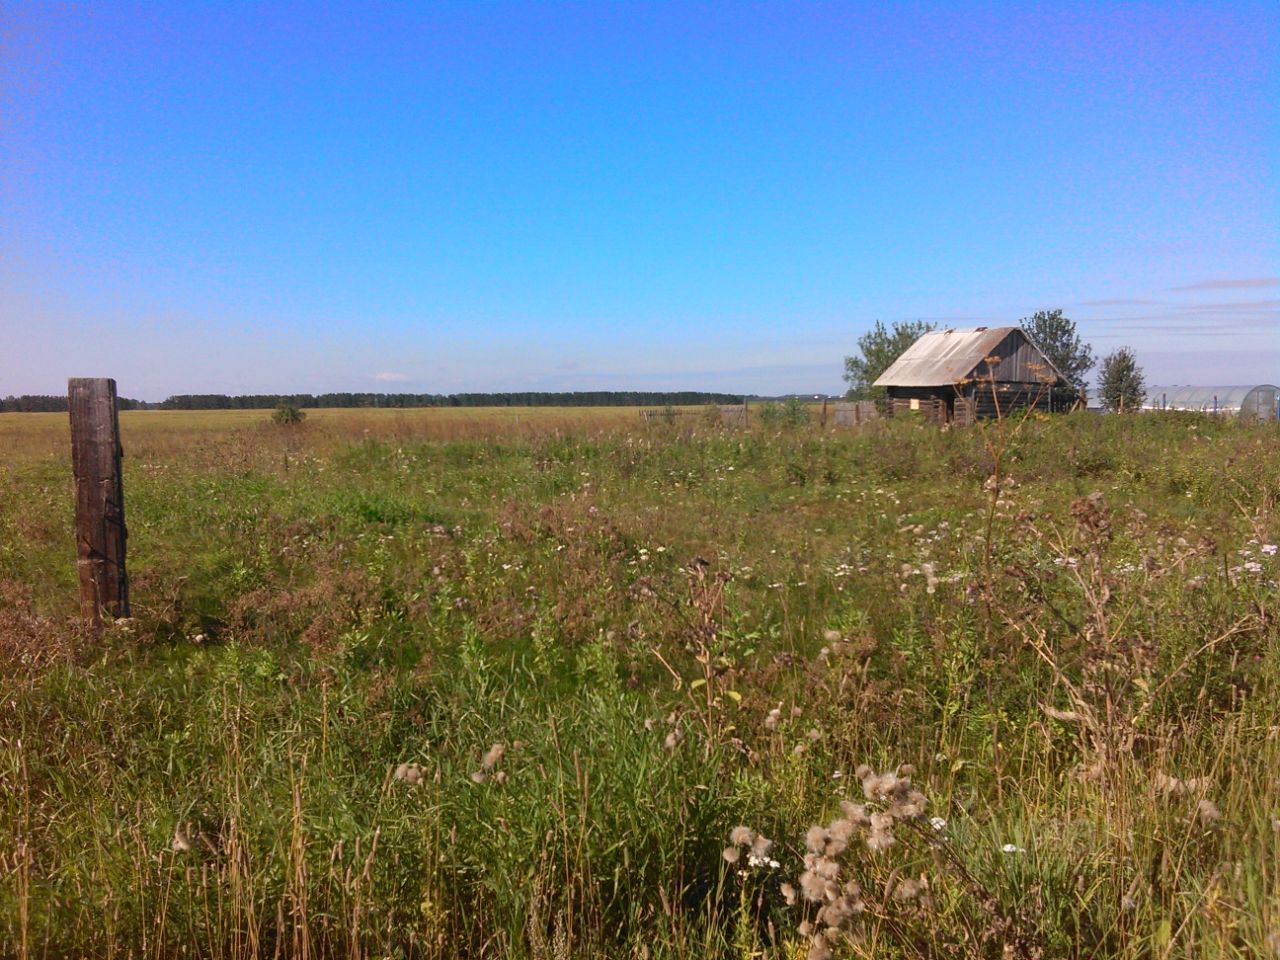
[805,825,831,854]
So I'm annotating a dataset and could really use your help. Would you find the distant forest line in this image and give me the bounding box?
[2,391,749,413]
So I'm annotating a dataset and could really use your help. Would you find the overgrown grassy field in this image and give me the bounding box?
[2,406,1278,958]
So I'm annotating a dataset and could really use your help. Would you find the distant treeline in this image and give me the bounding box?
[0,395,150,413]
[2,391,746,413]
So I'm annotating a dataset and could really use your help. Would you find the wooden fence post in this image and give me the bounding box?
[69,378,129,629]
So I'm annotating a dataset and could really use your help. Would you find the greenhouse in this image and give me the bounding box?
[1143,385,1279,420]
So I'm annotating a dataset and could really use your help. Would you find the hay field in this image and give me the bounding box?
[2,407,1278,958]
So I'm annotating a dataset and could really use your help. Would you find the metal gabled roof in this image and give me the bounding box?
[873,326,1065,388]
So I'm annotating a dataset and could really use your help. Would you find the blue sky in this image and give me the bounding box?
[2,2,1277,399]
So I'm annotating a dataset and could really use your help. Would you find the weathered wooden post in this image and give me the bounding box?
[69,378,129,629]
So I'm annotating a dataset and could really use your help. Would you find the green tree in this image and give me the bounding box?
[1098,347,1146,412]
[842,320,936,400]
[1019,309,1095,388]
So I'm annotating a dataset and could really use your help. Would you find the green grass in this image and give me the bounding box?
[1,408,1278,958]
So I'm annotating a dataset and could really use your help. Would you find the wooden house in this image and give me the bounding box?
[873,326,1076,423]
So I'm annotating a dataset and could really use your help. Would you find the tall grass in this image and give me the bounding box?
[1,408,1277,957]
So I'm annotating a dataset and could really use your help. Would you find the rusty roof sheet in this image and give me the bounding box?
[874,326,1027,387]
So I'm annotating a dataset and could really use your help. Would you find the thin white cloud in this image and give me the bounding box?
[1171,277,1280,291]
[372,371,410,382]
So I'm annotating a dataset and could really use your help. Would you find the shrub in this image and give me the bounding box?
[758,397,811,429]
[272,401,306,425]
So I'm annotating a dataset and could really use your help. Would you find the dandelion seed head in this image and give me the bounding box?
[807,935,832,960]
[839,801,870,826]
[828,818,855,845]
[1197,798,1221,827]
[722,846,740,864]
[729,825,755,847]
[818,896,857,929]
[799,870,829,902]
[890,790,927,819]
[481,742,506,770]
[894,876,927,901]
[805,825,830,854]
[393,762,424,785]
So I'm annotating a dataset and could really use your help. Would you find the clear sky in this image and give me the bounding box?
[3,2,1277,400]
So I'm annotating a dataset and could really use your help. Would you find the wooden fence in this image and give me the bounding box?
[833,401,880,426]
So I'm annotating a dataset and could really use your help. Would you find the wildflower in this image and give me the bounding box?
[764,705,783,731]
[893,875,927,901]
[805,825,831,854]
[1263,544,1278,556]
[729,825,756,847]
[929,816,947,832]
[663,728,683,750]
[1155,772,1211,796]
[828,818,856,848]
[780,882,798,906]
[393,762,425,785]
[839,801,870,826]
[889,788,926,819]
[722,846,741,864]
[818,895,860,926]
[469,770,488,784]
[1041,703,1081,723]
[922,562,939,594]
[749,833,773,859]
[1196,798,1222,828]
[1000,843,1025,854]
[867,812,896,852]
[860,770,901,802]
[481,742,506,770]
[799,868,830,902]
